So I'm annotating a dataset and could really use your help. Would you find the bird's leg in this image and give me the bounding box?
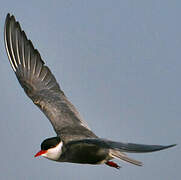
[105,161,121,169]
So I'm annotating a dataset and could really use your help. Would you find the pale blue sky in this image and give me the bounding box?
[0,1,180,179]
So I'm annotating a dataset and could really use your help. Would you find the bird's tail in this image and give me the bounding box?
[109,149,143,166]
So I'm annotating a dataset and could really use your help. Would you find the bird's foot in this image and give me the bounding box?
[105,161,121,169]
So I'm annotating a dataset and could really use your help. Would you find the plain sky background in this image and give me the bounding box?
[0,1,180,180]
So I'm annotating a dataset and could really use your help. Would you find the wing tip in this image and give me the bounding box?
[6,13,15,24]
[6,13,11,20]
[4,13,61,94]
[4,13,18,72]
[165,144,177,149]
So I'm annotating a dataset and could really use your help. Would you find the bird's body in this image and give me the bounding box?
[57,139,110,164]
[4,13,176,169]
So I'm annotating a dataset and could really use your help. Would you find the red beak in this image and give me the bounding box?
[34,150,47,157]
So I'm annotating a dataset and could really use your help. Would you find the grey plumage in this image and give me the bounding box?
[4,14,96,142]
[64,138,176,166]
[4,13,176,168]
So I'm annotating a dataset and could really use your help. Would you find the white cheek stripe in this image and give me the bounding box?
[42,141,63,161]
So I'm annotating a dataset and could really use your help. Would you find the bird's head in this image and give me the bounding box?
[34,136,63,161]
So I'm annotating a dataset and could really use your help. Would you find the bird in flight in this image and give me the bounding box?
[4,13,176,169]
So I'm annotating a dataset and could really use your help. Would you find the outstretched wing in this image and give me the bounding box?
[68,138,176,166]
[4,13,96,141]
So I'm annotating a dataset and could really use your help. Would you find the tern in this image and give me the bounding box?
[4,13,176,169]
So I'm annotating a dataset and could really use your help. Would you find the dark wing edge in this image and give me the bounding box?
[4,13,61,98]
[109,141,176,166]
[4,13,96,139]
[110,142,177,153]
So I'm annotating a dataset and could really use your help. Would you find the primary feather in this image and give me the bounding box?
[4,13,96,142]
